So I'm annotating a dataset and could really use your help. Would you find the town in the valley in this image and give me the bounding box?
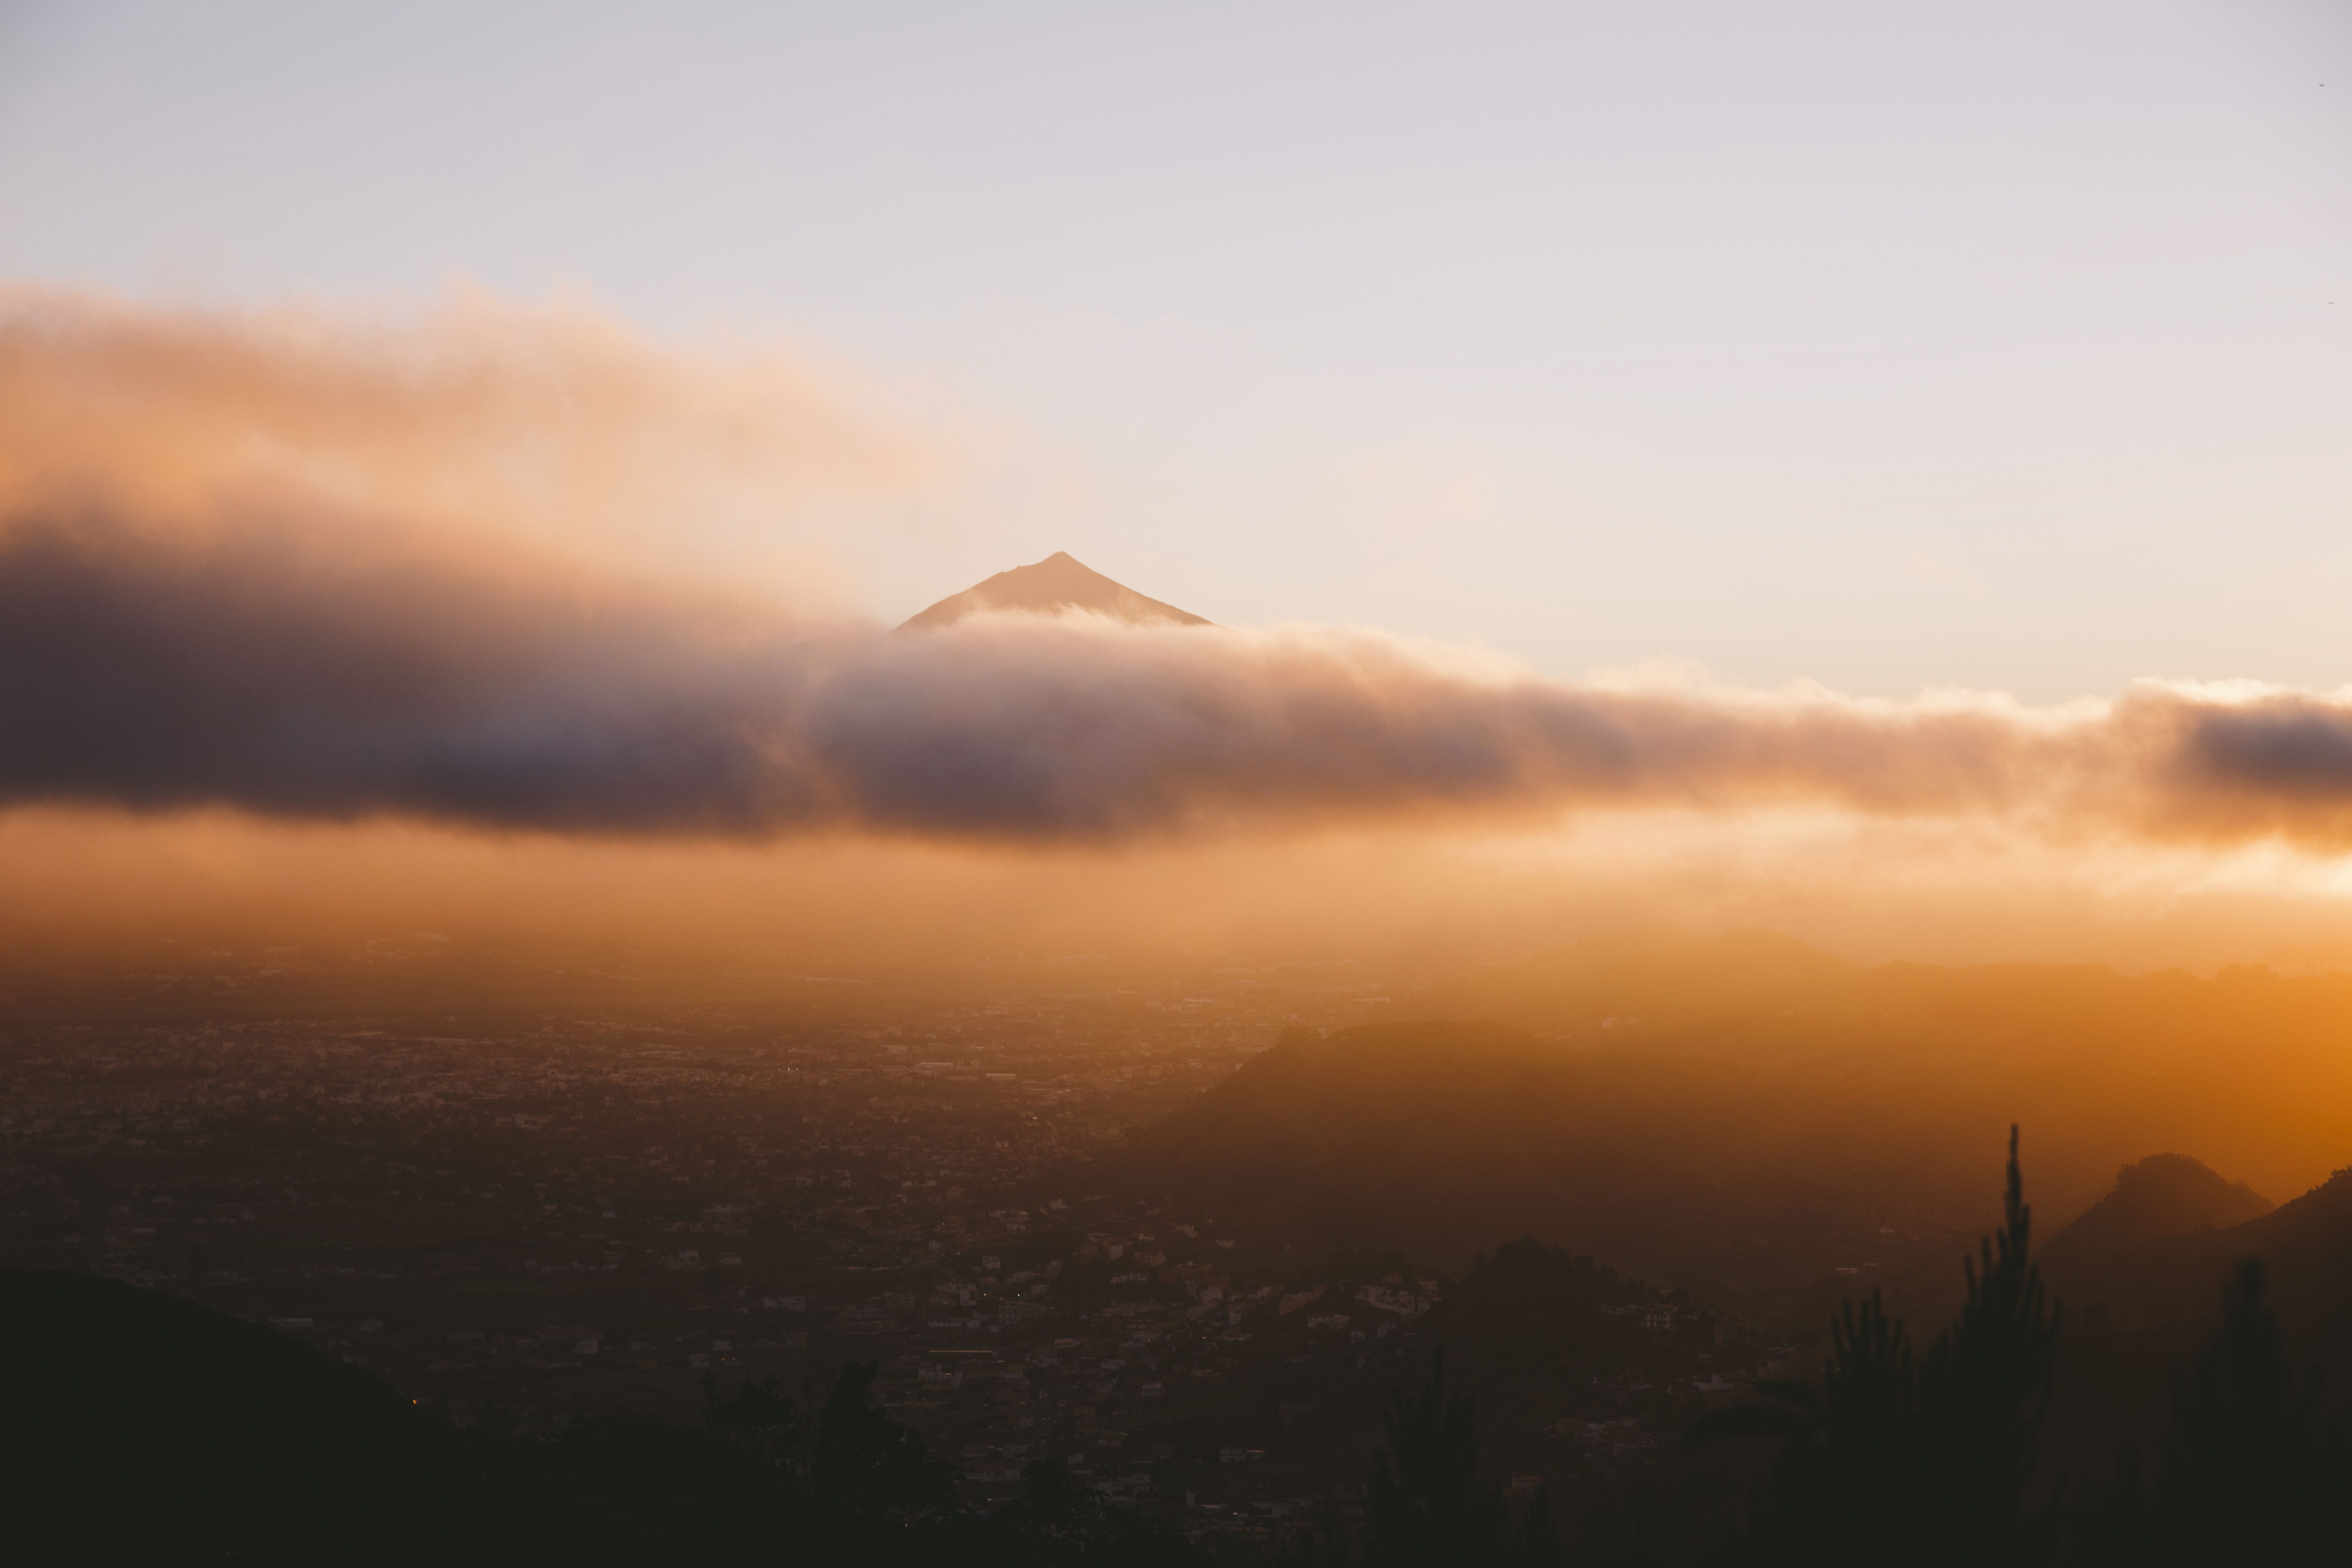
[0,960,1775,1553]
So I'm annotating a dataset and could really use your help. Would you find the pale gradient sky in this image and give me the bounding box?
[3,0,2348,701]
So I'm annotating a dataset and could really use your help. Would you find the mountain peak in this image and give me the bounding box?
[899,552,1210,632]
[2042,1152,2273,1270]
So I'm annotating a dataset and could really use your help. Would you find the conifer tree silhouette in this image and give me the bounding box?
[702,1361,961,1562]
[2146,1259,2335,1566]
[1364,1348,1509,1565]
[1360,1348,1560,1568]
[1916,1124,2062,1562]
[1682,1288,1923,1563]
[1687,1127,2061,1566]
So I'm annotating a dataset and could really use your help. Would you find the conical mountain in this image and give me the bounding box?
[2050,1161,2352,1338]
[2036,1155,2306,1334]
[898,551,1210,631]
[2040,1153,2273,1274]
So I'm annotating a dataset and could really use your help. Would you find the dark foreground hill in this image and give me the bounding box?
[1,1268,764,1566]
[0,1270,1192,1567]
[18,1197,2352,1563]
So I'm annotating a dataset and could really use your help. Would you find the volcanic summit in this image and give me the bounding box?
[898,551,1210,631]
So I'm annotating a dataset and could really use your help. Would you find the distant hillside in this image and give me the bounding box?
[2049,1163,2352,1344]
[899,551,1210,631]
[1104,1018,2035,1322]
[2040,1153,2272,1276]
[1404,929,2352,1219]
[1099,932,2352,1326]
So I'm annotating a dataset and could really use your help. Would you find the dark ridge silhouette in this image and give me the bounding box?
[2050,1163,2352,1359]
[2040,1154,2274,1280]
[3,1267,1202,1566]
[1096,960,2352,1323]
[19,1162,2352,1562]
[0,1267,767,1565]
[898,550,1211,631]
[4,1266,475,1566]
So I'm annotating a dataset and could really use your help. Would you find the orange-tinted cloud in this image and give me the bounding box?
[7,505,2352,848]
[0,282,934,595]
[9,285,2352,853]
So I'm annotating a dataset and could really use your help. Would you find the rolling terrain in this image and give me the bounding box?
[1102,931,2352,1328]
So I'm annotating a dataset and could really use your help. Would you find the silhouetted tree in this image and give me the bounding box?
[1915,1124,2062,1562]
[706,1368,1203,1566]
[978,1454,1192,1567]
[1683,1289,1923,1564]
[1280,1505,1358,1568]
[1360,1348,1560,1568]
[703,1361,964,1564]
[2141,1259,2341,1566]
[702,1368,801,1472]
[1512,1483,1563,1568]
[1688,1127,2062,1566]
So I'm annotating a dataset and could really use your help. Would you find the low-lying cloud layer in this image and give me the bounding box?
[8,284,2352,853]
[7,508,2352,848]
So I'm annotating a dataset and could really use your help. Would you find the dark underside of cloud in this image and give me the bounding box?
[6,511,2352,847]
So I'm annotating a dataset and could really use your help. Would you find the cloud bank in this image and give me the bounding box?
[8,285,2352,852]
[0,282,931,591]
[6,508,2352,848]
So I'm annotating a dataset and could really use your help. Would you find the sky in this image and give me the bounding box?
[6,2,2352,976]
[4,0,2348,701]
